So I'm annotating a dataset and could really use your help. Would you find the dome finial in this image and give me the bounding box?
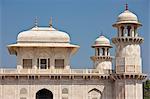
[125,3,128,10]
[35,16,38,27]
[49,17,53,27]
[100,31,103,36]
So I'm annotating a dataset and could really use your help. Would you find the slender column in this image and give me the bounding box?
[50,48,55,69]
[32,48,37,69]
[38,58,40,69]
[107,48,110,56]
[124,26,128,37]
[65,55,70,69]
[95,48,97,56]
[51,58,55,69]
[100,48,102,56]
[33,59,37,69]
[134,27,138,37]
[131,26,134,37]
[46,59,48,69]
[118,27,120,37]
[16,48,23,70]
[105,47,107,56]
[102,48,105,56]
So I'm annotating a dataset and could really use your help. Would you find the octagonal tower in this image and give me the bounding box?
[112,5,146,99]
[91,35,113,74]
[112,5,143,73]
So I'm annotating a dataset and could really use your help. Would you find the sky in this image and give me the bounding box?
[0,0,149,75]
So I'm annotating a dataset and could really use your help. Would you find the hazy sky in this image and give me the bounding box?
[0,0,149,75]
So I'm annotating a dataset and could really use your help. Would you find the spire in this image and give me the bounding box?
[35,16,38,27]
[49,17,53,27]
[100,31,103,36]
[125,3,128,10]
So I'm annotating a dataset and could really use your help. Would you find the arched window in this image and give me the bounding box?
[62,88,68,94]
[88,88,102,99]
[20,88,27,95]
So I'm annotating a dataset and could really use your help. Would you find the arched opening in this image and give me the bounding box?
[88,88,102,99]
[20,88,27,95]
[62,88,69,94]
[127,26,131,36]
[120,26,124,37]
[102,48,105,56]
[107,48,109,56]
[36,89,53,99]
[97,48,100,56]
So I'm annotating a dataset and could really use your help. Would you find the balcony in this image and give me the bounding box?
[0,68,112,75]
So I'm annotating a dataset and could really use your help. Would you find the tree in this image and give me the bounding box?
[144,79,150,99]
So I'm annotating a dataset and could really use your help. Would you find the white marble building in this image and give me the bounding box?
[0,5,147,99]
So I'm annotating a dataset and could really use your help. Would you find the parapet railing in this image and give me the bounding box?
[0,68,113,75]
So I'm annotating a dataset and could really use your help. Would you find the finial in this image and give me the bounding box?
[35,16,38,27]
[100,31,103,36]
[125,3,128,10]
[49,17,53,27]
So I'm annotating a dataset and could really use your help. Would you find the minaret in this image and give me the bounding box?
[91,35,112,74]
[112,4,143,73]
[112,5,147,99]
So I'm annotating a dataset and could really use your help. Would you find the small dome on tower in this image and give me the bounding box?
[113,4,142,27]
[92,36,112,47]
[117,10,138,23]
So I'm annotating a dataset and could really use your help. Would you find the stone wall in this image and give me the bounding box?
[17,47,72,69]
[0,78,113,99]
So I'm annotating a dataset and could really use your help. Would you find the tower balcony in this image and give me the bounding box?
[90,56,113,61]
[112,37,143,45]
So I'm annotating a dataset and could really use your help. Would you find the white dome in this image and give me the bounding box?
[117,10,138,23]
[93,36,111,47]
[17,26,70,43]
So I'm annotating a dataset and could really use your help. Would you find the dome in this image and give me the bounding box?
[17,26,70,43]
[92,36,111,47]
[113,8,142,27]
[117,10,138,23]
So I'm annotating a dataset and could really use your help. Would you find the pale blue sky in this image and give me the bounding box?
[0,0,149,74]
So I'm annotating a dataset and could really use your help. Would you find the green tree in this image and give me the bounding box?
[144,79,150,99]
